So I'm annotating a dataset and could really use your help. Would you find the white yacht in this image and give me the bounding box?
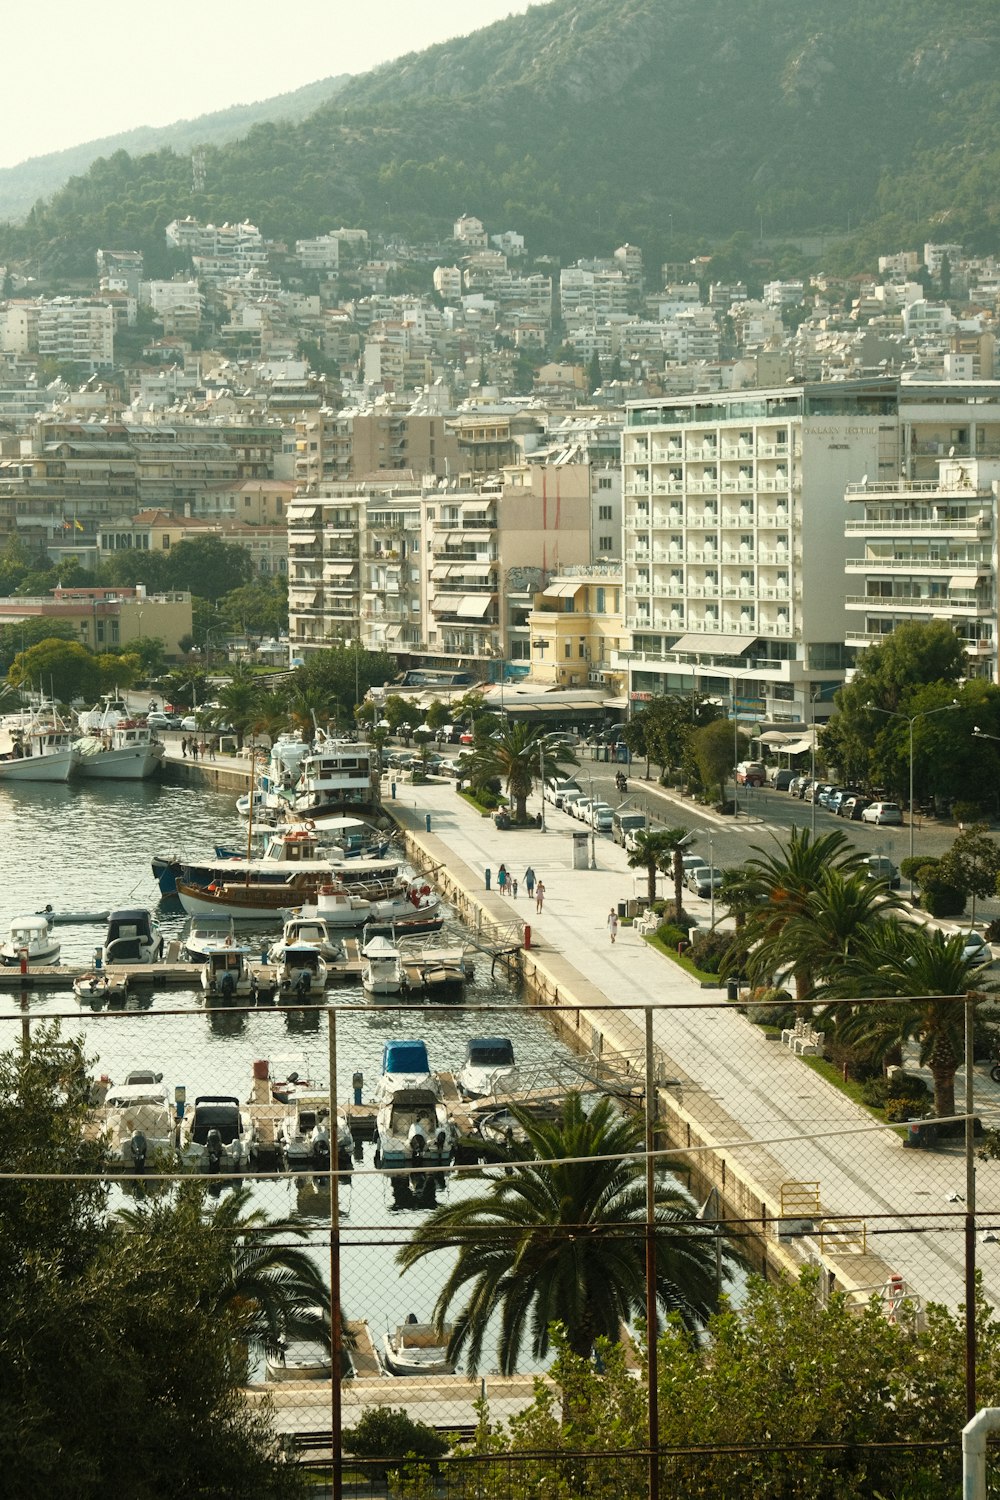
[74,701,165,781]
[0,913,60,966]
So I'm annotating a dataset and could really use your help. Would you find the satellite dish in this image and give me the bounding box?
[949,445,956,457]
[860,474,868,486]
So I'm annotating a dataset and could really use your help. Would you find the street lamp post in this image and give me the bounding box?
[588,775,596,869]
[868,701,960,900]
[709,833,715,929]
[539,736,546,834]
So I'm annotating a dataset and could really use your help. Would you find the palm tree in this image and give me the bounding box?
[204,664,267,750]
[825,922,993,1119]
[120,1182,338,1366]
[743,866,902,1000]
[396,1093,732,1374]
[738,828,867,1005]
[626,826,693,911]
[466,722,578,823]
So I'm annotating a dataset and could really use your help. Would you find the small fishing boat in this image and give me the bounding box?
[102,1070,175,1172]
[375,1086,458,1169]
[266,1053,317,1103]
[73,970,128,1003]
[361,934,405,997]
[0,707,80,782]
[276,944,329,997]
[73,702,165,781]
[178,1095,256,1174]
[200,947,255,999]
[99,908,163,966]
[382,1317,456,1377]
[275,1089,353,1170]
[182,916,243,963]
[456,1037,517,1100]
[0,913,60,966]
[400,938,472,997]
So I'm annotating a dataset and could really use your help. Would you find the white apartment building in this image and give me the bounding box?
[618,379,902,724]
[0,301,40,356]
[433,266,463,301]
[843,456,999,679]
[286,492,364,657]
[142,280,203,334]
[37,298,114,370]
[296,235,340,272]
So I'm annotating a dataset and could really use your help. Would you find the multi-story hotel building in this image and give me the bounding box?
[618,379,903,723]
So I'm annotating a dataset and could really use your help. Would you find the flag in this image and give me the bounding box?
[62,521,71,530]
[75,520,84,532]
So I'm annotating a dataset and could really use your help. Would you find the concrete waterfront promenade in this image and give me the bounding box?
[388,774,1000,1316]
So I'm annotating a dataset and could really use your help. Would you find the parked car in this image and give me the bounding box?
[767,768,796,791]
[861,801,903,826]
[545,776,583,808]
[179,714,200,732]
[961,931,995,967]
[840,795,872,821]
[560,789,587,814]
[612,810,647,846]
[861,855,901,888]
[570,797,594,822]
[817,785,844,809]
[828,789,862,815]
[145,711,178,730]
[810,782,836,805]
[588,802,614,832]
[685,865,723,898]
[458,730,475,745]
[788,775,809,797]
[796,779,817,801]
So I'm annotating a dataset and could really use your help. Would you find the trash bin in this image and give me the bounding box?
[905,1119,938,1149]
[485,867,491,890]
[617,900,627,919]
[727,978,739,1001]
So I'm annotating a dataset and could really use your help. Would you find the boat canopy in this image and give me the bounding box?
[382,1040,430,1075]
[465,1037,515,1068]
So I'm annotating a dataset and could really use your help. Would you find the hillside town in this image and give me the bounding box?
[0,215,997,723]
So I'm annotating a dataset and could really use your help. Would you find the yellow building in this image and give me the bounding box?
[527,568,624,689]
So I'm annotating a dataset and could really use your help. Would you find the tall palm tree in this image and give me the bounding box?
[626,826,693,911]
[119,1182,336,1365]
[396,1093,732,1374]
[742,866,901,1000]
[466,722,578,823]
[205,664,267,750]
[738,828,867,1004]
[825,922,993,1119]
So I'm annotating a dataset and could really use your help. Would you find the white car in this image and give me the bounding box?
[588,802,614,832]
[860,801,903,826]
[571,797,594,821]
[961,931,994,967]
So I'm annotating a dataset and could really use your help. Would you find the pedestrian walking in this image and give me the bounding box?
[181,737,188,758]
[535,879,545,913]
[524,866,536,900]
[607,907,619,944]
[190,739,198,761]
[497,863,508,894]
[511,877,519,898]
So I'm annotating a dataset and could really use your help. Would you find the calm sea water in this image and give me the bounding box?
[0,777,577,1377]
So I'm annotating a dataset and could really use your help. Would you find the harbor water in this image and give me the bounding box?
[0,777,582,1379]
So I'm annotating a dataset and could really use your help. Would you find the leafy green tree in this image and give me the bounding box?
[465,722,577,823]
[161,663,209,710]
[691,717,746,805]
[163,535,256,603]
[828,922,993,1118]
[632,694,722,781]
[8,638,102,703]
[0,617,76,675]
[738,829,866,1005]
[217,577,288,640]
[397,1093,732,1374]
[938,824,1000,924]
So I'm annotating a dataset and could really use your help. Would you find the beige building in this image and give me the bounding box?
[0,584,193,659]
[527,567,625,688]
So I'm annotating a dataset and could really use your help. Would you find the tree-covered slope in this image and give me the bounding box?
[3,0,999,277]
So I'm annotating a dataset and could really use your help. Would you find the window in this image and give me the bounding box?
[598,504,612,520]
[596,587,606,613]
[598,475,613,490]
[599,536,613,551]
[579,642,586,658]
[564,642,572,658]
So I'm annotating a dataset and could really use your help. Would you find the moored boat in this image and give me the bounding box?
[375,1086,458,1169]
[0,708,80,782]
[0,913,60,966]
[73,702,165,781]
[361,934,405,996]
[374,1038,436,1102]
[456,1037,517,1100]
[275,943,329,997]
[101,1070,175,1172]
[381,1317,456,1377]
[178,1095,256,1174]
[200,947,255,999]
[99,908,163,966]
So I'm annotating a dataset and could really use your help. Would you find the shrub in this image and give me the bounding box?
[344,1406,449,1482]
[861,1077,890,1109]
[953,800,986,825]
[889,1072,931,1101]
[885,1097,933,1123]
[919,872,967,918]
[692,930,748,975]
[656,921,688,949]
[900,855,938,883]
[743,988,794,1026]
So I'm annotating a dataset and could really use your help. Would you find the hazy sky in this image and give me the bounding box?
[0,1,537,170]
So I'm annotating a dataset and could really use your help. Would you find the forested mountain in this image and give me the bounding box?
[0,76,350,227]
[3,0,999,278]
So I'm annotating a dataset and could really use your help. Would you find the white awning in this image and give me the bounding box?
[430,594,459,614]
[950,571,980,588]
[779,735,815,755]
[456,594,494,618]
[542,583,579,599]
[287,505,316,519]
[385,624,403,640]
[463,563,495,577]
[324,561,356,576]
[289,530,317,544]
[670,633,758,655]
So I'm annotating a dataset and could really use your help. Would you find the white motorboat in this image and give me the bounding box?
[99,908,163,966]
[375,1086,458,1169]
[382,1317,456,1377]
[200,947,255,999]
[374,1039,436,1102]
[399,939,472,997]
[181,916,243,963]
[270,913,345,963]
[288,730,381,819]
[0,913,60,966]
[266,1053,318,1103]
[102,1070,175,1173]
[263,1306,355,1383]
[178,1095,256,1174]
[73,702,165,781]
[275,1089,353,1170]
[73,970,128,1003]
[361,934,405,996]
[276,944,329,997]
[456,1037,517,1100]
[0,708,80,782]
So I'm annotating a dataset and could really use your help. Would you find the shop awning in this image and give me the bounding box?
[542,582,579,599]
[950,571,980,588]
[670,633,757,655]
[456,594,494,618]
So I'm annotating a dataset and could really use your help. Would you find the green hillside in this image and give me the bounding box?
[3,0,999,278]
[0,75,350,226]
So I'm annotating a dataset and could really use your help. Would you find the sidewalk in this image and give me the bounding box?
[389,774,1000,1313]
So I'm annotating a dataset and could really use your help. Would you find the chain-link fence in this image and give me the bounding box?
[6,990,1000,1498]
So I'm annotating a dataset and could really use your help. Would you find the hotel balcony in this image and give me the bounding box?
[845,556,989,576]
[845,593,988,617]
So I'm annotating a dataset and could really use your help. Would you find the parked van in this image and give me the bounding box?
[767,768,796,791]
[612,810,647,846]
[544,776,582,809]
